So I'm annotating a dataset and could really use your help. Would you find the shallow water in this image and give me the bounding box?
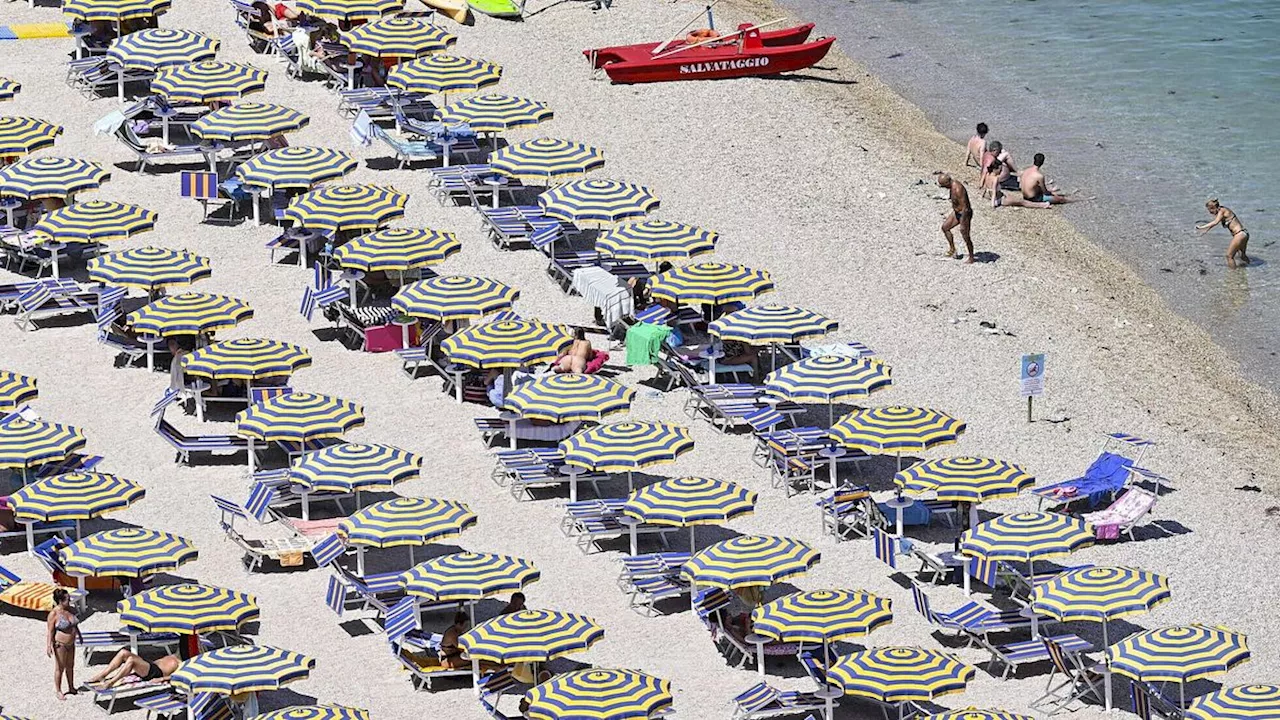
[774,0,1280,389]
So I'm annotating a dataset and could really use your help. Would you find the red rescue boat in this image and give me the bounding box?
[585,22,835,84]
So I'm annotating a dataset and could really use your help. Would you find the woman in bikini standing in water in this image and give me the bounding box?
[1198,198,1251,268]
[47,588,82,699]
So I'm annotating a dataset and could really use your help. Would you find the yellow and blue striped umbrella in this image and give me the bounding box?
[0,156,109,199]
[523,669,672,720]
[0,370,37,411]
[0,418,87,471]
[32,200,157,242]
[398,551,539,602]
[765,357,892,425]
[922,709,1034,720]
[0,117,62,158]
[338,496,476,548]
[119,584,258,634]
[248,708,370,720]
[436,94,553,134]
[107,28,219,71]
[289,443,421,494]
[172,645,315,696]
[441,320,573,369]
[64,0,170,22]
[236,146,357,190]
[561,421,694,473]
[181,338,312,382]
[341,17,456,58]
[895,457,1035,504]
[387,54,502,96]
[1032,566,1171,649]
[648,262,774,306]
[282,184,408,233]
[0,78,20,101]
[504,374,634,423]
[460,609,603,664]
[236,392,364,443]
[1110,625,1250,686]
[597,220,718,263]
[392,275,518,321]
[960,511,1094,563]
[87,247,211,291]
[10,472,144,523]
[127,292,253,335]
[490,138,604,184]
[297,0,402,22]
[152,61,268,105]
[538,179,659,228]
[61,527,197,577]
[752,589,893,652]
[826,647,974,703]
[1188,686,1280,720]
[710,305,837,345]
[680,535,820,589]
[829,406,966,455]
[623,477,756,527]
[334,228,460,273]
[192,103,310,143]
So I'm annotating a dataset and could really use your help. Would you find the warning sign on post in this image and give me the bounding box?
[1020,353,1046,397]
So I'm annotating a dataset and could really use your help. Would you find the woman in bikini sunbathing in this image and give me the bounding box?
[87,649,181,689]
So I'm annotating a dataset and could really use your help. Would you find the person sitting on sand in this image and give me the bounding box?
[964,123,989,168]
[438,612,470,669]
[87,650,180,689]
[995,153,1074,208]
[979,141,1018,201]
[555,328,593,374]
[935,173,975,263]
[1198,198,1251,268]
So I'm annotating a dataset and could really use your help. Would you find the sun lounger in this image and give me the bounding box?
[134,690,233,720]
[616,551,692,587]
[997,561,1095,604]
[395,321,446,379]
[979,632,1093,679]
[909,582,1041,644]
[114,119,215,173]
[91,675,172,714]
[78,630,186,662]
[509,463,606,502]
[490,447,564,487]
[721,616,801,670]
[0,496,77,546]
[1083,487,1157,541]
[14,282,100,332]
[816,485,873,541]
[153,416,248,465]
[1127,679,1187,720]
[732,683,827,720]
[1031,637,1106,713]
[222,525,316,572]
[1032,433,1154,510]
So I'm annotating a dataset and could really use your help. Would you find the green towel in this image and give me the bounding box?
[625,322,672,366]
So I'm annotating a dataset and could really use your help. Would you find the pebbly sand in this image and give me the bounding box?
[2,0,1280,718]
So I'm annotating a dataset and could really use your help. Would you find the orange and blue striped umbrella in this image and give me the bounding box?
[0,370,37,411]
[192,103,310,143]
[61,527,197,577]
[236,393,364,444]
[387,54,501,96]
[297,0,403,22]
[523,669,672,720]
[181,338,311,382]
[561,421,693,473]
[398,552,539,602]
[392,275,518,321]
[826,647,974,703]
[289,443,421,494]
[538,179,659,228]
[648,262,774,306]
[491,138,603,184]
[338,496,476,548]
[0,117,62,158]
[341,17,456,57]
[152,62,268,105]
[441,320,573,369]
[236,147,357,190]
[1187,685,1280,720]
[0,157,109,199]
[172,645,314,696]
[436,94,553,134]
[681,535,819,589]
[503,374,634,423]
[107,28,219,71]
[87,247,211,291]
[460,609,603,664]
[32,200,156,243]
[127,292,253,335]
[119,584,258,634]
[334,228,460,273]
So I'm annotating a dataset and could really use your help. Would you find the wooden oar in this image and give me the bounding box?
[653,0,723,56]
[651,17,787,61]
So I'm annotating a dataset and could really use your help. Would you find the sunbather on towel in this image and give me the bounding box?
[555,329,594,374]
[86,649,179,689]
[438,612,470,669]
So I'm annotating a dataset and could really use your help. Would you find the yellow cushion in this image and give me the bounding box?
[11,23,71,39]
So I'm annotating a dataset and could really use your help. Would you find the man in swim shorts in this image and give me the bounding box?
[936,173,975,263]
[1016,153,1073,206]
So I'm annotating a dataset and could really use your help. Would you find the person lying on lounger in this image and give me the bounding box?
[86,649,180,689]
[555,329,594,374]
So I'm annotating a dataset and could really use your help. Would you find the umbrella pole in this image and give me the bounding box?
[629,522,638,555]
[25,522,34,554]
[247,438,256,474]
[968,502,979,530]
[690,526,696,554]
[302,492,310,522]
[75,519,82,541]
[409,545,415,566]
[357,546,366,576]
[628,471,634,493]
[828,401,834,428]
[1103,621,1113,711]
[1028,560,1039,638]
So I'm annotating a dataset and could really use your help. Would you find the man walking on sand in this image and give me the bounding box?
[936,173,975,263]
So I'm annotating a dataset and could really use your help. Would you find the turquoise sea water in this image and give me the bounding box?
[776,0,1280,390]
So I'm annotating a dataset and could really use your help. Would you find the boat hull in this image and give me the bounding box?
[585,24,834,84]
[424,0,473,24]
[468,0,521,18]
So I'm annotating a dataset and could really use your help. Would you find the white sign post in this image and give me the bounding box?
[1020,353,1045,422]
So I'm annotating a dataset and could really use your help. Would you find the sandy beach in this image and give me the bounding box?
[2,0,1280,718]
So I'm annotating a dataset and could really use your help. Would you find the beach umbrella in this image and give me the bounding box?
[1187,685,1280,720]
[107,29,219,71]
[829,406,966,471]
[921,710,1034,720]
[1110,625,1250,710]
[710,305,837,369]
[681,535,820,590]
[0,78,20,101]
[895,456,1033,527]
[61,527,197,578]
[398,551,540,602]
[0,418,87,481]
[387,54,502,97]
[961,511,1094,562]
[622,477,756,554]
[192,103,310,143]
[127,292,253,336]
[560,421,694,499]
[181,338,312,384]
[436,94,553,135]
[334,228,460,274]
[753,589,893,667]
[172,645,315,715]
[490,138,604,184]
[0,370,37,411]
[236,146,357,190]
[152,61,268,105]
[0,156,109,199]
[248,708,370,720]
[63,0,170,23]
[282,184,408,233]
[296,0,403,22]
[338,496,476,573]
[87,247,211,293]
[0,117,63,158]
[597,219,718,264]
[236,392,364,444]
[826,647,974,720]
[460,609,603,665]
[765,356,892,425]
[441,320,574,369]
[9,472,144,542]
[391,275,518,322]
[522,669,672,720]
[649,262,775,307]
[31,200,156,243]
[119,584,259,635]
[341,17,457,58]
[289,442,421,495]
[504,374,635,423]
[538,179,659,228]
